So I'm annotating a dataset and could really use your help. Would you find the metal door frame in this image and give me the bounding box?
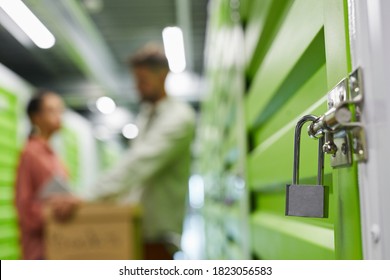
[348,0,390,259]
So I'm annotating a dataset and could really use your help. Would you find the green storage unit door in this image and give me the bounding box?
[245,0,362,259]
[200,0,362,259]
[0,87,21,260]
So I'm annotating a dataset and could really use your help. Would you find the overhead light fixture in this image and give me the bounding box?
[162,26,186,73]
[96,96,116,115]
[122,123,139,139]
[0,8,33,47]
[188,175,205,209]
[0,0,56,49]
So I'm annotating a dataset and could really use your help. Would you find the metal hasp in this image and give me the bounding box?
[286,115,327,218]
[308,67,367,167]
[349,68,367,162]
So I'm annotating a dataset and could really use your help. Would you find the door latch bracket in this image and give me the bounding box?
[308,67,367,167]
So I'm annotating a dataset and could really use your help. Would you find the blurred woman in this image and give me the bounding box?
[15,90,78,260]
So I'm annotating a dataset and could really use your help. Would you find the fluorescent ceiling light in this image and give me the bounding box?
[162,26,186,73]
[0,8,33,47]
[0,0,55,49]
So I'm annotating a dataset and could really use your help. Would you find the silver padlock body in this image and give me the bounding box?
[285,184,325,217]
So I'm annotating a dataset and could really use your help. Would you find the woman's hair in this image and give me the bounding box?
[26,89,59,137]
[26,89,55,120]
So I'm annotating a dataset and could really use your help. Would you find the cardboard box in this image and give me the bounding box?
[44,203,142,260]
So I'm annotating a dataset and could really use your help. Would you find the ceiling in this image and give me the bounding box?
[0,0,209,112]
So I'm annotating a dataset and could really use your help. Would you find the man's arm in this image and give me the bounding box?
[86,105,195,200]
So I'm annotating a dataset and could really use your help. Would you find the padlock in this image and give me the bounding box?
[285,115,327,218]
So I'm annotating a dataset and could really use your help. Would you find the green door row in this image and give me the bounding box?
[0,87,21,260]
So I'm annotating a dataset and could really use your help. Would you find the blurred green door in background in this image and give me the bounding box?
[200,0,362,259]
[0,87,21,260]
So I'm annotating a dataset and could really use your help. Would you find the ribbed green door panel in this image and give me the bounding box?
[245,0,362,259]
[248,66,330,189]
[0,87,20,260]
[245,0,293,79]
[251,212,334,259]
[245,0,324,128]
[0,168,16,187]
[201,0,361,260]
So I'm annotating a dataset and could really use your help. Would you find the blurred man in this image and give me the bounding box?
[87,44,196,259]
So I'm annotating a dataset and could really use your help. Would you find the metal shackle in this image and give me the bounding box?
[293,115,325,185]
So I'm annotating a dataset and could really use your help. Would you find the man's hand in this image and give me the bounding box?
[47,195,81,222]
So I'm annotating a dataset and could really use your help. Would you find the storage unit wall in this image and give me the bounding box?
[0,87,22,259]
[197,0,250,259]
[199,0,362,259]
